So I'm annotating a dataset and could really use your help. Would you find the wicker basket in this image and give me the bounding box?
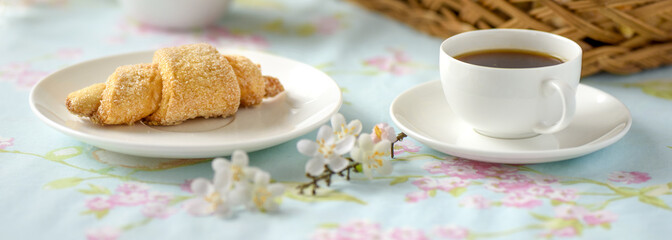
[348,0,672,76]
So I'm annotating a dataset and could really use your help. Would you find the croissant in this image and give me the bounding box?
[65,43,284,126]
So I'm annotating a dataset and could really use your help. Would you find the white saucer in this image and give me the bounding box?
[390,81,631,164]
[30,49,342,158]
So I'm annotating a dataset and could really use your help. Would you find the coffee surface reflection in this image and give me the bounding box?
[455,49,563,68]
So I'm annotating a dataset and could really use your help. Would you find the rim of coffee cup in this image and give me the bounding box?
[440,29,582,71]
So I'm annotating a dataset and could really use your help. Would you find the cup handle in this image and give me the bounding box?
[533,79,576,134]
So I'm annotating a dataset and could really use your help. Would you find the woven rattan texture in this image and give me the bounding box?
[349,0,672,76]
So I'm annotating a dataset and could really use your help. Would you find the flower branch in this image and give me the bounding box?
[296,113,408,195]
[390,132,406,159]
[298,161,361,195]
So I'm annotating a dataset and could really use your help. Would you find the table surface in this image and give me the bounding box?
[2,0,672,239]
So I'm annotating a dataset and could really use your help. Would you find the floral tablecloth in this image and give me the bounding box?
[2,0,672,239]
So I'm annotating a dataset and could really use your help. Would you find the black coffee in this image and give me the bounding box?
[455,49,563,68]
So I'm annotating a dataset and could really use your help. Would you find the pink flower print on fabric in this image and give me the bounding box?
[495,179,536,193]
[422,161,483,179]
[115,182,149,194]
[551,227,579,238]
[116,21,164,35]
[554,205,587,220]
[498,173,536,183]
[180,179,194,193]
[312,221,426,240]
[334,220,382,240]
[527,174,560,185]
[483,181,508,193]
[108,191,148,206]
[147,191,173,205]
[525,185,554,197]
[459,195,491,209]
[412,178,442,192]
[0,137,14,149]
[422,161,451,175]
[550,205,617,232]
[384,227,429,240]
[86,197,113,211]
[406,191,429,203]
[440,177,470,189]
[443,158,520,179]
[56,48,83,59]
[501,192,542,208]
[446,165,484,180]
[433,225,469,240]
[202,26,238,42]
[136,23,166,34]
[142,202,177,219]
[412,177,469,192]
[311,228,338,240]
[547,188,579,202]
[450,158,493,168]
[608,171,651,184]
[364,49,414,76]
[86,226,121,240]
[393,139,420,156]
[476,165,519,178]
[314,16,343,35]
[583,210,618,226]
[108,182,151,206]
[0,63,49,88]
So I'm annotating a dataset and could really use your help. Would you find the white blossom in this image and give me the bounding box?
[187,168,233,217]
[247,171,285,212]
[351,133,393,179]
[212,150,259,184]
[331,113,362,140]
[187,150,281,217]
[298,125,355,176]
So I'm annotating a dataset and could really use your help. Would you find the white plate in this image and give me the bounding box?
[390,81,631,164]
[30,49,342,158]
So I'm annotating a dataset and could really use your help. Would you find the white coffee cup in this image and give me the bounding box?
[439,29,582,139]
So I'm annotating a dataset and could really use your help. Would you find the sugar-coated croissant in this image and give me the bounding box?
[95,64,162,125]
[225,55,264,107]
[65,83,105,118]
[144,43,241,125]
[65,43,284,126]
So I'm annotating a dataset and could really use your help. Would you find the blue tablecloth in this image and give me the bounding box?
[1,0,671,239]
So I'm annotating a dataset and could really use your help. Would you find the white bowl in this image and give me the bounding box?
[118,0,231,29]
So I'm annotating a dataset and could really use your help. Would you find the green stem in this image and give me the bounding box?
[126,169,140,177]
[578,192,621,196]
[470,224,544,239]
[2,149,180,186]
[121,217,153,231]
[29,54,52,62]
[82,176,111,181]
[0,149,44,158]
[580,196,632,211]
[400,62,438,69]
[566,177,624,195]
[515,165,544,175]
